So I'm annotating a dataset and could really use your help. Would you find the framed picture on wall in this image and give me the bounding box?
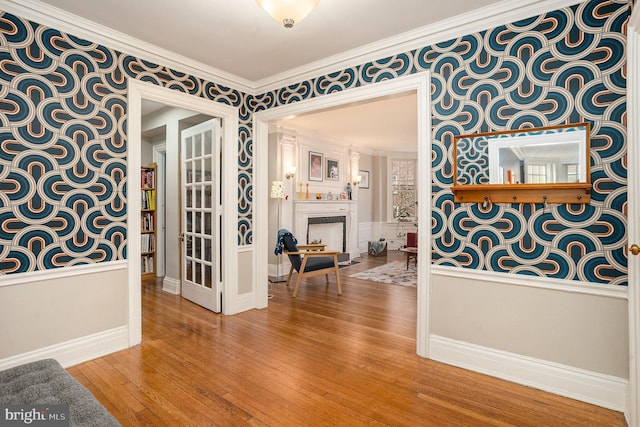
[309,151,323,181]
[326,158,339,181]
[359,170,370,189]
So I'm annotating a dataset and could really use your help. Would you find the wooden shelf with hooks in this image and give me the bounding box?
[451,183,591,204]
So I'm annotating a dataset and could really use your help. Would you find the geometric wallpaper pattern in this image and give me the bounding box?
[0,0,630,286]
[0,17,128,272]
[264,0,630,286]
[431,0,629,286]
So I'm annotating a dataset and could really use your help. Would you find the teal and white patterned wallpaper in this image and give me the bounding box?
[0,0,630,286]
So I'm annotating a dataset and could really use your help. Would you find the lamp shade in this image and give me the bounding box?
[270,181,285,199]
[256,0,319,28]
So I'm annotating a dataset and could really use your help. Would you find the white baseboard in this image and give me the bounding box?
[162,276,180,294]
[161,276,256,313]
[0,326,129,371]
[429,335,628,412]
[236,292,258,312]
[269,260,291,278]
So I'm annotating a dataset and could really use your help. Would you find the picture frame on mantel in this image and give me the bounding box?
[309,151,323,182]
[359,170,370,189]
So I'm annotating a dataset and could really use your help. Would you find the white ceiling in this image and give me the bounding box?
[35,0,504,82]
[274,92,419,152]
[24,0,538,152]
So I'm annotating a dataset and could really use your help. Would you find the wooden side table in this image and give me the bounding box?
[399,247,418,270]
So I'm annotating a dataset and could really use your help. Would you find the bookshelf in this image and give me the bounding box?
[141,163,156,279]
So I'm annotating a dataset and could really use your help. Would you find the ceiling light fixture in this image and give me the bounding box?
[256,0,319,28]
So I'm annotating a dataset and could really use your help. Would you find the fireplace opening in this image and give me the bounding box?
[306,216,349,263]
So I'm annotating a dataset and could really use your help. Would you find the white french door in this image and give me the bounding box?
[180,118,222,312]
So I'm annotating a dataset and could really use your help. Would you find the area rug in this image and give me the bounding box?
[349,261,416,287]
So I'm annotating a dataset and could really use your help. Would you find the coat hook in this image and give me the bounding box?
[482,196,489,209]
[542,195,548,211]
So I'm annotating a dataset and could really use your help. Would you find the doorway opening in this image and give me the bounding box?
[254,72,432,356]
[126,79,240,346]
[141,103,216,290]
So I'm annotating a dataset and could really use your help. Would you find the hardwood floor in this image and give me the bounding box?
[67,252,626,426]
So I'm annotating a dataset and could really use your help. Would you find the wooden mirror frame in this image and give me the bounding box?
[451,123,591,204]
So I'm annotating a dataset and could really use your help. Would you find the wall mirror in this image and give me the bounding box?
[452,123,591,204]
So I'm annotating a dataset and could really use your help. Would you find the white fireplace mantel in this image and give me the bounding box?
[293,200,359,259]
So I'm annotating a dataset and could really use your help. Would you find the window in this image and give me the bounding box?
[526,164,548,184]
[526,163,558,184]
[391,159,416,221]
[564,163,579,182]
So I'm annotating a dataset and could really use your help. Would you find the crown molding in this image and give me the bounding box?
[253,0,585,93]
[0,0,585,96]
[0,0,255,94]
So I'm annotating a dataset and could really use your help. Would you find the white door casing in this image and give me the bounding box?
[127,80,239,346]
[253,72,432,355]
[181,119,222,312]
[152,144,166,278]
[626,5,640,426]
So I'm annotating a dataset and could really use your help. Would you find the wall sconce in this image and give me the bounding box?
[353,175,362,186]
[285,165,296,179]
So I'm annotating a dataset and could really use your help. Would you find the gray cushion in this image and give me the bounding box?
[302,256,336,272]
[0,359,120,426]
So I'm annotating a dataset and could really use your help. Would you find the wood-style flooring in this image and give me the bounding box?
[67,252,627,426]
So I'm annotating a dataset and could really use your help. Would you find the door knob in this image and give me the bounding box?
[631,244,640,256]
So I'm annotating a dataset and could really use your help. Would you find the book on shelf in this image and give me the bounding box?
[141,190,155,210]
[141,233,155,253]
[142,212,154,232]
[141,255,154,273]
[141,168,155,189]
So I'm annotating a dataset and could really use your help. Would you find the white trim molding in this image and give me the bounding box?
[0,326,129,371]
[152,144,167,278]
[254,72,432,355]
[0,261,127,288]
[431,265,629,300]
[430,335,628,412]
[127,79,240,348]
[253,0,585,92]
[236,292,258,315]
[162,276,180,295]
[0,0,254,94]
[625,3,640,426]
[0,0,584,95]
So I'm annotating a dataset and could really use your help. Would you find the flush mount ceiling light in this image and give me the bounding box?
[256,0,319,28]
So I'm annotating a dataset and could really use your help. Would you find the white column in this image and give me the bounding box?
[349,150,360,200]
[279,132,297,231]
